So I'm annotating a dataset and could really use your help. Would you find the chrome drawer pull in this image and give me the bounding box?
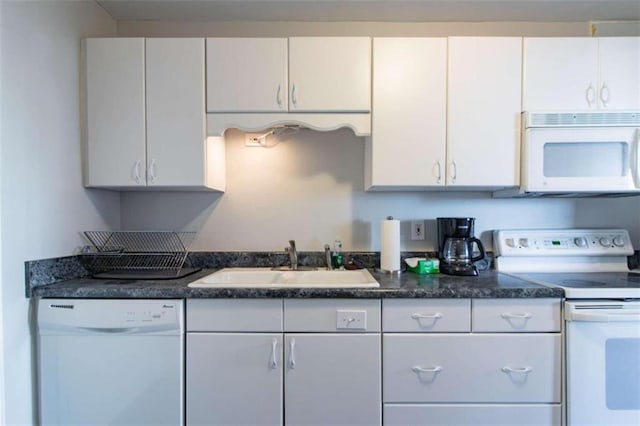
[502,366,533,374]
[270,338,278,369]
[411,313,442,320]
[412,366,443,374]
[500,312,532,319]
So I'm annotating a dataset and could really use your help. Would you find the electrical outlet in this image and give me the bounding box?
[336,310,367,330]
[411,220,425,240]
[245,133,266,147]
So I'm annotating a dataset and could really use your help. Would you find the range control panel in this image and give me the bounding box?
[493,229,634,257]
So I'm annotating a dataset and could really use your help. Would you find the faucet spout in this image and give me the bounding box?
[286,240,298,270]
[324,244,333,270]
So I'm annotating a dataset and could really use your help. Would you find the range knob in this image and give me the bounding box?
[574,237,588,247]
[505,238,516,248]
[613,236,625,247]
[518,238,529,248]
[599,237,611,247]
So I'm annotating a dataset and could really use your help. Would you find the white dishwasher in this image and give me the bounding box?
[37,298,184,426]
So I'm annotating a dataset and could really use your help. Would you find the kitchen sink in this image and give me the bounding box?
[188,268,379,288]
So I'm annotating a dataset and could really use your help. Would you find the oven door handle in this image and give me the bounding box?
[569,311,640,322]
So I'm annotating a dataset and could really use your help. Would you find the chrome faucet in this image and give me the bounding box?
[286,240,298,270]
[324,244,333,270]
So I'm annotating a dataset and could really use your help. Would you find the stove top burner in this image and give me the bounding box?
[560,279,609,287]
[510,272,640,299]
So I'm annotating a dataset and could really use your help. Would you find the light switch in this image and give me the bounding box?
[336,310,367,330]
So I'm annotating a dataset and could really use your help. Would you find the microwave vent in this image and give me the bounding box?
[525,111,640,128]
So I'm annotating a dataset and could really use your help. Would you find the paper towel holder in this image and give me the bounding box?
[378,216,403,275]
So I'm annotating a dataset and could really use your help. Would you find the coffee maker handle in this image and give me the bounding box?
[469,237,486,263]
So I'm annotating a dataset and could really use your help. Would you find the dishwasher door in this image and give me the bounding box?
[37,299,184,426]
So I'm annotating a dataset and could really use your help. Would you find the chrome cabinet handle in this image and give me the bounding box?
[450,160,457,183]
[600,82,610,107]
[586,83,596,107]
[148,159,156,184]
[411,313,442,320]
[435,161,442,184]
[276,84,282,108]
[133,160,142,184]
[502,366,533,374]
[291,84,297,107]
[412,366,443,373]
[288,338,296,369]
[270,338,278,369]
[501,312,533,320]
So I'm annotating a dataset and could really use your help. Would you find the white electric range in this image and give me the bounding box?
[494,228,640,426]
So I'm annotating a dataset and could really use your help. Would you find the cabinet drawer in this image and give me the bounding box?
[383,334,560,403]
[284,299,381,332]
[187,299,283,332]
[384,403,561,426]
[472,298,561,332]
[383,299,470,332]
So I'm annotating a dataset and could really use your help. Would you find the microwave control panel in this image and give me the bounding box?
[493,229,634,257]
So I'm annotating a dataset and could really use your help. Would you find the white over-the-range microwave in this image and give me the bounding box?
[495,111,640,197]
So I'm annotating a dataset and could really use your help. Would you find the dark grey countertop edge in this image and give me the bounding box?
[29,268,565,299]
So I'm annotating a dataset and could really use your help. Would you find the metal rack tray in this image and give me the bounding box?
[83,231,200,279]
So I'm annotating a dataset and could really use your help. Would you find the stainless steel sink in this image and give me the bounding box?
[189,268,379,288]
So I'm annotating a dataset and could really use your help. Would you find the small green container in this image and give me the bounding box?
[406,258,440,275]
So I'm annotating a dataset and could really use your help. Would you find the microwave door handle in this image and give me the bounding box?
[632,128,640,189]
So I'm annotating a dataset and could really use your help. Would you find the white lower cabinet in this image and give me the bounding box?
[381,298,562,426]
[186,299,381,426]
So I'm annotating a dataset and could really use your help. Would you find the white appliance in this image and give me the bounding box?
[495,111,640,197]
[494,229,640,426]
[37,299,184,426]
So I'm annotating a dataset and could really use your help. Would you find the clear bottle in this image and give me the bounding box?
[332,239,344,270]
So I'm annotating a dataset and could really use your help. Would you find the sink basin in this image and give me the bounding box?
[189,268,379,288]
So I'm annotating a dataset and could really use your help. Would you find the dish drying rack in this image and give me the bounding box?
[83,231,200,279]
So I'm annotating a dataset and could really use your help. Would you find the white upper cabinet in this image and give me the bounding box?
[206,37,371,113]
[523,37,640,110]
[367,37,447,189]
[447,37,522,187]
[206,38,288,112]
[598,37,640,110]
[85,38,146,187]
[288,37,371,112]
[85,38,225,191]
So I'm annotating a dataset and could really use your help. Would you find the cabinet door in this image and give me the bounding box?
[523,37,599,110]
[598,37,640,110]
[284,334,381,425]
[206,38,288,112]
[289,37,371,112]
[447,37,522,187]
[146,38,207,187]
[368,38,447,188]
[186,333,283,426]
[85,38,146,187]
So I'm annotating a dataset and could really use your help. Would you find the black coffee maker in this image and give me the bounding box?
[437,217,486,276]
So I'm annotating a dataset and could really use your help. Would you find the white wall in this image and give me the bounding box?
[0,1,118,424]
[121,129,640,252]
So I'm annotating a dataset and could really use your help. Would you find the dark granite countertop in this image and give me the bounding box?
[29,268,563,299]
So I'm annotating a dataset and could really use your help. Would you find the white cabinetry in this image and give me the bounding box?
[382,298,562,425]
[186,299,381,426]
[366,37,521,190]
[206,37,371,113]
[447,37,522,187]
[366,37,447,189]
[523,37,640,110]
[85,38,225,191]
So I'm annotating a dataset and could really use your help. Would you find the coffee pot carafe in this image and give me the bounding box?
[437,217,485,276]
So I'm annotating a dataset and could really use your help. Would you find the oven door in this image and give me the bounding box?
[523,127,640,192]
[565,301,640,426]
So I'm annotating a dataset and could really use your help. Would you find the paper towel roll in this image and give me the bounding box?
[381,218,401,272]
